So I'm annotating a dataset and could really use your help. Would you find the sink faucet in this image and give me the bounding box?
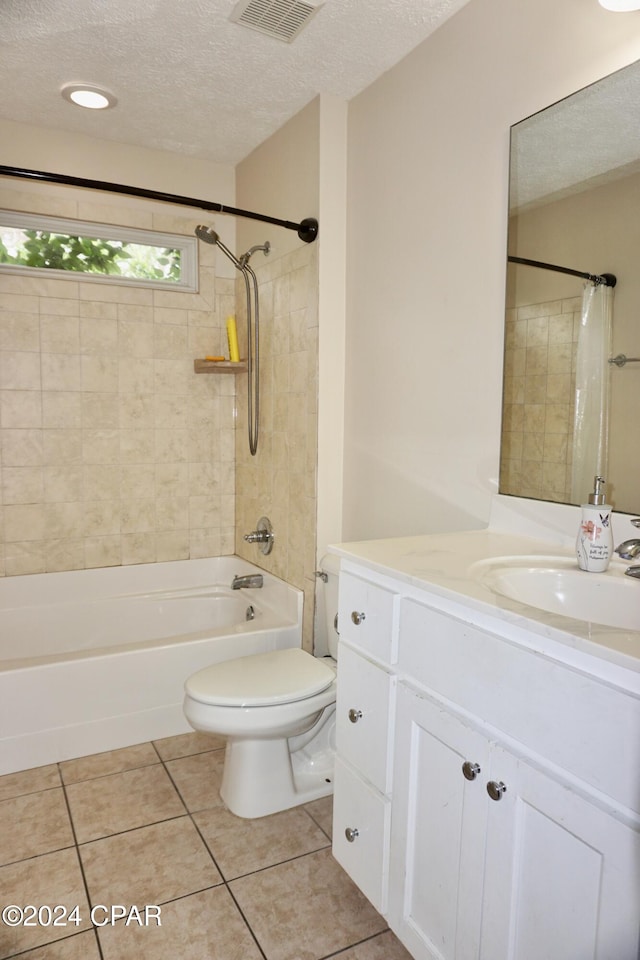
[615,539,640,560]
[614,536,640,578]
[231,573,263,590]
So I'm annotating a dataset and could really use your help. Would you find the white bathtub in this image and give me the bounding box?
[0,557,302,775]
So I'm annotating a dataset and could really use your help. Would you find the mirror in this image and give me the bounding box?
[501,59,640,515]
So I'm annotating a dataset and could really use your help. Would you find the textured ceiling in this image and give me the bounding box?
[0,0,471,165]
[510,59,640,211]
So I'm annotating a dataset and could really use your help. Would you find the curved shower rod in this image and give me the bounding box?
[0,164,319,243]
[508,255,616,287]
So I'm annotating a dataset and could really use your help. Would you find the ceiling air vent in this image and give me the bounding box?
[229,0,323,43]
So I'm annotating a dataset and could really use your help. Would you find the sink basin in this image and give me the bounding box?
[472,556,639,631]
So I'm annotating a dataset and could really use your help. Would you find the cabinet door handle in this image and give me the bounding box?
[486,780,507,801]
[348,708,363,723]
[461,761,481,781]
[351,611,366,625]
[345,827,359,842]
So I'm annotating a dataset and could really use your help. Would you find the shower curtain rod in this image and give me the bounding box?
[508,255,616,288]
[0,164,319,243]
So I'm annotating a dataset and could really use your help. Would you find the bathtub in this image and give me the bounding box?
[0,557,302,775]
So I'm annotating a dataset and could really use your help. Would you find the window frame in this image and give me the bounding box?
[0,209,198,292]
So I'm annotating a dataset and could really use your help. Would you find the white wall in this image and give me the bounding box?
[343,0,640,541]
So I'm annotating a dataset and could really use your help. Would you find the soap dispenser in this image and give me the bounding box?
[576,476,613,572]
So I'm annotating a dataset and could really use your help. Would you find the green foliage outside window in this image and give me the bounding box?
[0,228,182,282]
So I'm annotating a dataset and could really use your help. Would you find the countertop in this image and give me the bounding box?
[330,528,640,677]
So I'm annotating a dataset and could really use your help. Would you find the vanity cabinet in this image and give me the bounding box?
[332,558,640,960]
[332,570,399,913]
[390,683,640,960]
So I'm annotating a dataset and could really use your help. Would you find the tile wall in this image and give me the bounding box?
[0,184,321,653]
[0,184,236,576]
[233,243,319,650]
[500,296,581,503]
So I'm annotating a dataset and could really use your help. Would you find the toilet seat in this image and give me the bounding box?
[185,647,335,708]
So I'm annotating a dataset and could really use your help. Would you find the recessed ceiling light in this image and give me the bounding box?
[61,84,117,110]
[598,0,640,9]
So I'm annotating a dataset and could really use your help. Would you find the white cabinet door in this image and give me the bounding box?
[333,756,391,914]
[480,746,640,960]
[388,684,492,960]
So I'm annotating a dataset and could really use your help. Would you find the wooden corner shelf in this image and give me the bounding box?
[194,359,247,374]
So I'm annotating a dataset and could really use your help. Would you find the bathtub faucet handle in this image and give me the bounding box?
[243,516,274,555]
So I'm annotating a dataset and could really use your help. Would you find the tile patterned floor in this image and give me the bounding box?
[0,733,413,960]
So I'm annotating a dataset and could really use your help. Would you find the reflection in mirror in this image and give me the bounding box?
[500,59,640,515]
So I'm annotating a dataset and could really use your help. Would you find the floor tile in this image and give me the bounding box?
[0,789,74,865]
[153,730,226,760]
[12,929,102,959]
[65,765,185,843]
[0,764,61,803]
[97,887,264,960]
[164,748,226,812]
[80,816,223,907]
[0,848,92,958]
[336,930,414,959]
[304,795,333,840]
[193,804,331,880]
[59,742,160,784]
[229,848,386,960]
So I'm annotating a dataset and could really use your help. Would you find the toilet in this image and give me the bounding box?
[183,555,339,819]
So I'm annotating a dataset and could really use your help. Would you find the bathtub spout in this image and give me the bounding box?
[232,574,264,590]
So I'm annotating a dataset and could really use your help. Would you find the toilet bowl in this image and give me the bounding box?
[183,556,340,819]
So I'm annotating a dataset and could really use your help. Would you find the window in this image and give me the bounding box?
[0,210,198,291]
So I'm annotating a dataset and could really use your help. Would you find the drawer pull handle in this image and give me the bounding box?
[351,611,366,625]
[348,708,363,723]
[487,780,507,801]
[462,761,481,781]
[345,827,359,843]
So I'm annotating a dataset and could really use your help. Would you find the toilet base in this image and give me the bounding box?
[221,705,335,819]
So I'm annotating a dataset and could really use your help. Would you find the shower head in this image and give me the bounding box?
[194,224,241,268]
[194,224,219,245]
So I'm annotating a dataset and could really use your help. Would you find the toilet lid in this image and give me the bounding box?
[185,648,336,707]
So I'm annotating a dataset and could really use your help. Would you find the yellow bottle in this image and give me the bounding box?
[226,316,240,362]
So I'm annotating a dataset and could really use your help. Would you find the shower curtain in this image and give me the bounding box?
[570,281,613,504]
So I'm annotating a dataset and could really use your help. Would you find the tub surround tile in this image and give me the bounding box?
[152,731,225,761]
[229,848,387,960]
[59,743,160,784]
[164,748,226,813]
[65,765,185,843]
[80,817,223,908]
[97,886,264,960]
[0,848,92,957]
[0,788,74,865]
[193,804,331,880]
[0,763,60,802]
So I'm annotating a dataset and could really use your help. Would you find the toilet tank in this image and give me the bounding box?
[314,553,340,659]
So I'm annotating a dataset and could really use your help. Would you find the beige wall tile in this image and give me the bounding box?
[1,390,42,428]
[1,351,41,389]
[1,428,44,466]
[499,296,577,503]
[2,466,44,503]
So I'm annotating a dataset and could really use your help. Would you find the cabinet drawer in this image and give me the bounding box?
[336,644,395,793]
[332,756,390,914]
[338,571,399,664]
